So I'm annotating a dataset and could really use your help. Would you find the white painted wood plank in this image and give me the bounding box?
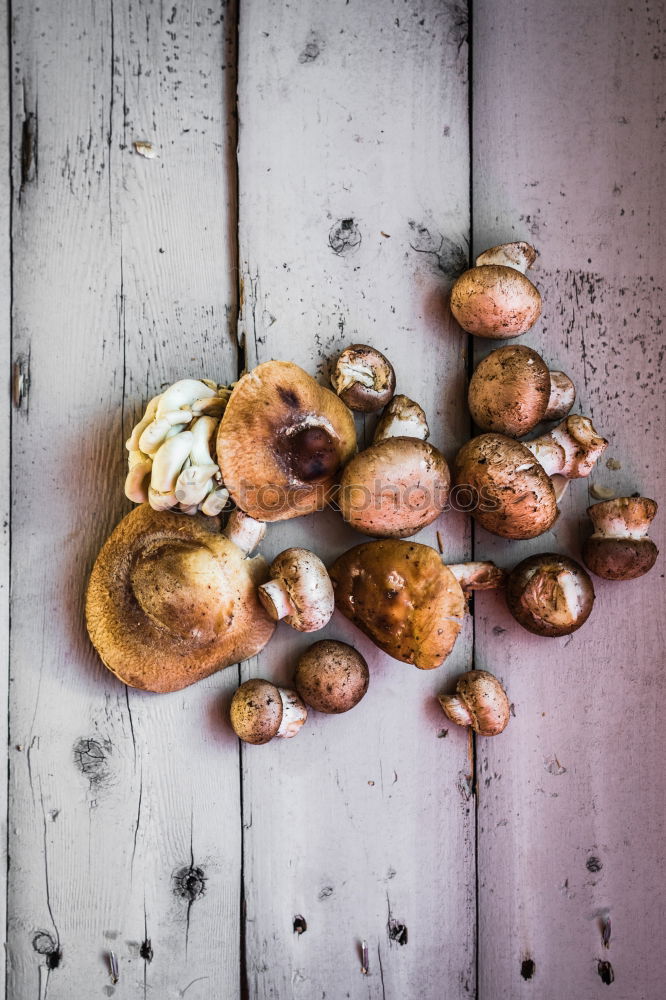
[9,2,241,997]
[237,3,474,997]
[473,2,666,997]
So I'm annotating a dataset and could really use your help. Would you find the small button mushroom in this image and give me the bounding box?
[230,679,307,745]
[294,640,369,714]
[450,242,542,339]
[329,540,504,669]
[506,553,595,637]
[468,345,575,437]
[453,414,608,539]
[331,344,396,412]
[337,395,449,538]
[583,497,659,580]
[258,548,335,632]
[438,670,510,737]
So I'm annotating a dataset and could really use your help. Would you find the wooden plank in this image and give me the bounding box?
[472,2,666,998]
[236,2,474,997]
[0,0,9,989]
[8,2,240,997]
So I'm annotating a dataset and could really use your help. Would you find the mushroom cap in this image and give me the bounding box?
[450,265,542,338]
[453,434,557,539]
[331,344,396,412]
[506,553,595,637]
[439,670,510,737]
[468,345,551,436]
[294,640,369,713]
[338,438,450,538]
[85,504,276,692]
[261,548,335,631]
[230,678,283,744]
[217,361,357,521]
[583,537,659,581]
[329,540,466,669]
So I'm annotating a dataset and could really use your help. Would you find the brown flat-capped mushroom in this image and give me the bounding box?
[217,361,357,522]
[468,345,575,437]
[329,540,504,669]
[506,553,595,636]
[450,242,542,338]
[337,395,449,538]
[86,506,275,693]
[258,548,335,632]
[294,640,369,713]
[230,679,307,745]
[438,670,510,737]
[453,414,608,539]
[331,344,396,412]
[583,497,659,580]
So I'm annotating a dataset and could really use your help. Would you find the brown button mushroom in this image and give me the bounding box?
[294,640,369,713]
[453,414,608,539]
[216,361,357,522]
[258,548,335,632]
[468,345,575,437]
[438,670,510,737]
[583,497,659,580]
[85,505,275,693]
[337,395,450,538]
[450,242,542,338]
[230,679,307,745]
[329,540,504,669]
[331,344,396,412]
[506,553,595,636]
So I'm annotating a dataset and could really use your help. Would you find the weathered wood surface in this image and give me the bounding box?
[0,0,9,990]
[8,2,241,997]
[473,2,666,998]
[236,2,474,997]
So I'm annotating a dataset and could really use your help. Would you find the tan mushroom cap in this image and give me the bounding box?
[438,670,510,737]
[506,553,595,637]
[230,678,284,744]
[294,640,369,713]
[453,434,557,539]
[469,345,552,437]
[217,361,357,521]
[85,504,275,693]
[450,266,541,338]
[338,437,450,538]
[329,540,467,669]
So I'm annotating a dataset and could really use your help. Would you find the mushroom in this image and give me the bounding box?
[331,344,396,412]
[450,242,542,338]
[506,553,595,636]
[337,395,450,538]
[230,679,307,745]
[453,414,608,539]
[329,539,504,669]
[216,361,357,521]
[468,345,575,437]
[294,640,369,713]
[258,548,335,632]
[438,670,510,737]
[583,497,659,580]
[85,505,274,692]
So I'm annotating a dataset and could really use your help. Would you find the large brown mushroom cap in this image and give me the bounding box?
[329,540,466,669]
[230,679,284,744]
[338,437,450,538]
[506,553,595,637]
[85,504,275,693]
[450,265,541,338]
[438,670,510,737]
[294,640,369,713]
[453,434,557,539]
[468,345,551,436]
[217,361,357,521]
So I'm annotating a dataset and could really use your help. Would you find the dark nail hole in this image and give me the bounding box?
[597,960,615,985]
[521,958,535,980]
[586,856,603,873]
[293,915,307,935]
[388,919,408,946]
[140,939,153,962]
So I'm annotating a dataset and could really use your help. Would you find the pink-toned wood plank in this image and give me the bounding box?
[473,2,666,997]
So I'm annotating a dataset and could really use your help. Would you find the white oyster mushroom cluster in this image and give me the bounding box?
[125,378,234,515]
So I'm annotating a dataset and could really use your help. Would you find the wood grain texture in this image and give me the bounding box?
[0,0,9,990]
[236,2,474,997]
[472,2,666,998]
[8,2,241,997]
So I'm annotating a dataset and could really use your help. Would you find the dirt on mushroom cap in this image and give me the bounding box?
[294,640,369,713]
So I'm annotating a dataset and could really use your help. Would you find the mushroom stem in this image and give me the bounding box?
[588,497,657,540]
[474,241,537,274]
[446,561,505,591]
[543,371,576,421]
[550,475,570,504]
[373,395,429,442]
[223,510,267,555]
[525,414,607,478]
[257,579,296,621]
[275,688,308,739]
[438,694,474,728]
